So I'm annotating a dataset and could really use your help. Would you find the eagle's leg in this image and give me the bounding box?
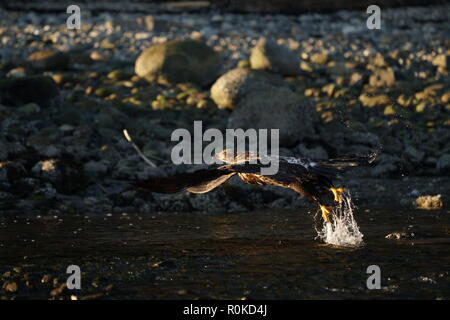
[319,204,332,223]
[329,187,344,203]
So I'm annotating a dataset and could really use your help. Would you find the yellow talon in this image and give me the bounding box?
[320,205,332,223]
[330,187,344,203]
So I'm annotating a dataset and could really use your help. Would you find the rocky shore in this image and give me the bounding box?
[0,5,449,215]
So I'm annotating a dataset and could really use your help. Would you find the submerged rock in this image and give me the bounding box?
[135,39,221,87]
[385,232,416,240]
[415,194,444,210]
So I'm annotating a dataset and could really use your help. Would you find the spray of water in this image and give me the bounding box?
[315,191,364,247]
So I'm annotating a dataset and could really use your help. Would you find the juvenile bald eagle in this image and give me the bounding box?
[124,130,377,224]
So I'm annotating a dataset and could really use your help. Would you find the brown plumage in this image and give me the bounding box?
[134,150,378,223]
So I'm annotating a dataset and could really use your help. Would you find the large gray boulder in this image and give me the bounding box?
[228,87,315,146]
[210,68,285,109]
[135,39,221,87]
[250,38,301,76]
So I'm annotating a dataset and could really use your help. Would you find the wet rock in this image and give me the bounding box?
[0,141,8,161]
[83,161,109,177]
[15,199,37,210]
[405,145,425,164]
[296,144,328,159]
[268,197,291,209]
[359,93,391,107]
[370,154,400,177]
[41,274,52,283]
[135,165,165,180]
[33,184,58,200]
[415,195,444,210]
[2,281,18,293]
[441,92,450,103]
[369,53,389,68]
[385,232,415,240]
[40,145,61,158]
[79,292,104,300]
[113,190,137,207]
[27,50,70,71]
[229,86,315,146]
[68,49,94,66]
[50,283,67,297]
[310,51,328,65]
[0,76,60,107]
[15,177,38,194]
[6,67,26,78]
[250,37,301,76]
[89,50,108,62]
[151,260,177,268]
[188,190,229,212]
[156,193,191,212]
[210,68,284,109]
[32,159,59,181]
[369,67,396,87]
[113,156,163,180]
[16,103,41,116]
[237,60,250,68]
[436,154,450,174]
[31,159,87,194]
[0,191,14,202]
[135,39,221,87]
[107,69,133,81]
[347,132,380,146]
[432,54,448,72]
[27,135,58,156]
[0,161,27,182]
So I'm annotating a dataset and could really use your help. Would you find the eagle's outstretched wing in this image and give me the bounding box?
[134,149,379,195]
[134,167,236,194]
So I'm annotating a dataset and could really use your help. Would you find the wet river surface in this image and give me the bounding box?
[0,207,449,299]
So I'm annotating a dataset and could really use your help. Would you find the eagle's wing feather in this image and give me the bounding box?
[135,167,235,194]
[186,172,236,193]
[134,152,378,195]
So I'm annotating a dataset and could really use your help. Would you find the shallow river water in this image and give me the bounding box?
[0,207,449,299]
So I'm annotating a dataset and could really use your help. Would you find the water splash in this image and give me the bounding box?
[316,191,364,247]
